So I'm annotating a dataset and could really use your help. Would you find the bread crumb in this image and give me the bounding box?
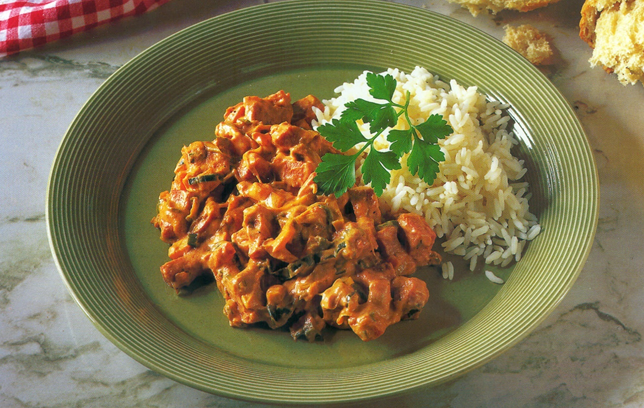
[580,0,644,86]
[448,0,560,16]
[503,24,553,66]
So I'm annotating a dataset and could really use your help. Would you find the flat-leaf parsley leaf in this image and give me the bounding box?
[314,153,358,197]
[317,119,367,152]
[314,72,453,197]
[362,149,401,196]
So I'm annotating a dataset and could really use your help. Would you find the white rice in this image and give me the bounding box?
[441,261,455,280]
[313,67,541,273]
[485,270,505,285]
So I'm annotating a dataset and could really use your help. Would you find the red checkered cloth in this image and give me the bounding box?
[0,0,172,57]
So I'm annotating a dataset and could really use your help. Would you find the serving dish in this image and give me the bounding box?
[47,0,598,404]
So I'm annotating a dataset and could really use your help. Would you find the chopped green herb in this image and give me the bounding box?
[272,254,315,280]
[187,233,198,248]
[267,305,291,322]
[314,72,453,197]
[334,241,347,256]
[376,220,400,230]
[188,174,220,185]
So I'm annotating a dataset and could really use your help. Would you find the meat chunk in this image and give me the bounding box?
[214,123,257,157]
[271,151,319,189]
[320,277,361,329]
[348,186,382,224]
[265,284,294,328]
[236,147,274,183]
[214,196,254,242]
[333,218,379,262]
[392,276,430,319]
[376,224,417,276]
[188,196,222,238]
[153,189,197,243]
[397,213,441,266]
[291,94,324,129]
[223,90,294,126]
[175,141,233,192]
[290,311,326,341]
[221,260,271,326]
[269,123,336,189]
[160,250,207,289]
[231,204,276,259]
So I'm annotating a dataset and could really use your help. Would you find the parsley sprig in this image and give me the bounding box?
[314,72,453,197]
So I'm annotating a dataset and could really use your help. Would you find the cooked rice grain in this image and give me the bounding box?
[485,270,505,285]
[313,67,541,272]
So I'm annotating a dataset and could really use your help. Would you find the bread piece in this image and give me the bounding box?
[580,0,644,85]
[503,24,553,65]
[449,0,560,16]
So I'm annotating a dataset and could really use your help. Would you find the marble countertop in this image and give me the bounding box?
[2,0,643,406]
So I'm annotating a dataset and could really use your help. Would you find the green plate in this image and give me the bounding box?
[47,0,599,404]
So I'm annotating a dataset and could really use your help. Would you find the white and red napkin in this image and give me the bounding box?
[0,0,172,57]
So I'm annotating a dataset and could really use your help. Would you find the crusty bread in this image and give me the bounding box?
[503,24,553,65]
[580,0,644,85]
[449,0,560,16]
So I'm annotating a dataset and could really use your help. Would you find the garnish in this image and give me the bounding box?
[188,174,220,185]
[314,72,453,197]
